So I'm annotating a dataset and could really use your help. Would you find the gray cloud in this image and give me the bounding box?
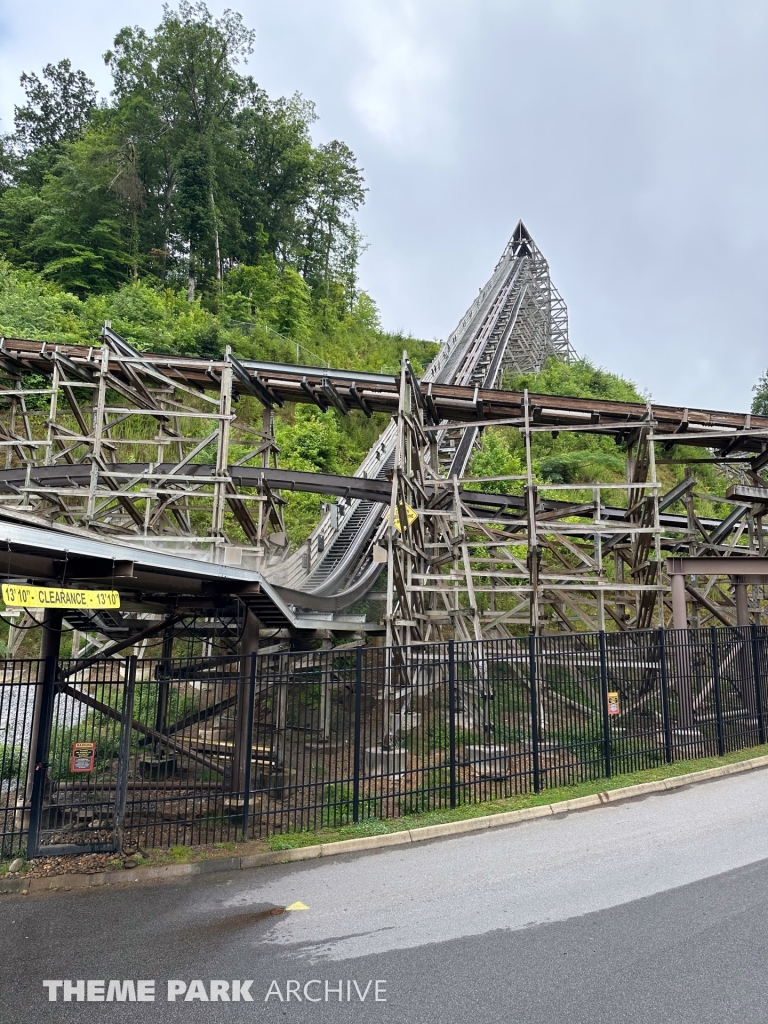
[1,0,766,411]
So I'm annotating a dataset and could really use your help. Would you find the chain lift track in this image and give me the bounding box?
[1,221,768,641]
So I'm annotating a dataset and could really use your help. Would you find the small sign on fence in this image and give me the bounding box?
[71,741,96,773]
[2,584,120,609]
[607,691,620,716]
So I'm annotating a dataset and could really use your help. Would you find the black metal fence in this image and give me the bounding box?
[2,625,768,859]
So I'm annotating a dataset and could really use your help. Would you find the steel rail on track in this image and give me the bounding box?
[0,346,762,445]
[0,222,764,620]
[0,461,728,532]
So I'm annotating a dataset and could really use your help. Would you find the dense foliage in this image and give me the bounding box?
[468,357,730,518]
[466,358,645,489]
[752,370,768,416]
[0,3,734,548]
[0,3,438,549]
[0,255,433,371]
[0,2,364,304]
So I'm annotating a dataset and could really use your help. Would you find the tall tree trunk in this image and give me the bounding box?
[210,189,222,290]
[131,208,138,282]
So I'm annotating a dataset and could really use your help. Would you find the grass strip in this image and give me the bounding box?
[265,742,768,850]
[4,743,767,873]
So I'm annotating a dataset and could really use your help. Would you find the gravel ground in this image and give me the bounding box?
[24,852,120,877]
[4,835,271,879]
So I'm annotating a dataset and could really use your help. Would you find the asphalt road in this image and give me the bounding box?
[4,770,768,1023]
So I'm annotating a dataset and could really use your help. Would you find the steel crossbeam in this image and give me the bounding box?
[0,222,767,641]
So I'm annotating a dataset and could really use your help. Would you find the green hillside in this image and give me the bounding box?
[0,2,731,541]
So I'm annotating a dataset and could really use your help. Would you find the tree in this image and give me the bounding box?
[11,60,98,190]
[107,139,146,281]
[233,90,315,264]
[298,141,367,291]
[753,370,768,416]
[0,3,368,309]
[23,130,132,294]
[14,59,97,152]
[106,2,254,295]
[0,135,19,191]
[0,186,44,267]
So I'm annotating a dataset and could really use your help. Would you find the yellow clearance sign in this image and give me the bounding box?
[2,584,120,610]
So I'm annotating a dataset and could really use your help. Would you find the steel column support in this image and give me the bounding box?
[671,573,688,631]
[233,608,259,794]
[22,610,63,826]
[734,577,750,627]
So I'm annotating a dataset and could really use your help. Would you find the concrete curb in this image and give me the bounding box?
[4,753,768,897]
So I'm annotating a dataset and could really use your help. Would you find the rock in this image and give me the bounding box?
[8,858,24,874]
[123,859,138,870]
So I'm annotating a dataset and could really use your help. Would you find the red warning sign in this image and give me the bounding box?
[71,741,96,773]
[607,692,620,717]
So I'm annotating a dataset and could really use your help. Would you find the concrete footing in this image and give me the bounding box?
[365,746,408,776]
[464,745,510,778]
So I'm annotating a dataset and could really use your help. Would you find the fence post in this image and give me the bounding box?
[711,626,725,757]
[751,624,765,746]
[26,655,57,859]
[155,628,173,739]
[353,646,362,824]
[598,632,611,779]
[448,640,456,809]
[241,652,257,840]
[114,656,137,853]
[528,634,540,794]
[659,629,673,764]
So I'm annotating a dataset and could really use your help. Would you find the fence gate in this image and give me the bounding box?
[26,657,134,858]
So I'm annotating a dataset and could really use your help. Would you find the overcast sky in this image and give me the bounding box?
[1,0,766,412]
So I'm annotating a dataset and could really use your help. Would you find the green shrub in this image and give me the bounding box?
[0,743,26,782]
